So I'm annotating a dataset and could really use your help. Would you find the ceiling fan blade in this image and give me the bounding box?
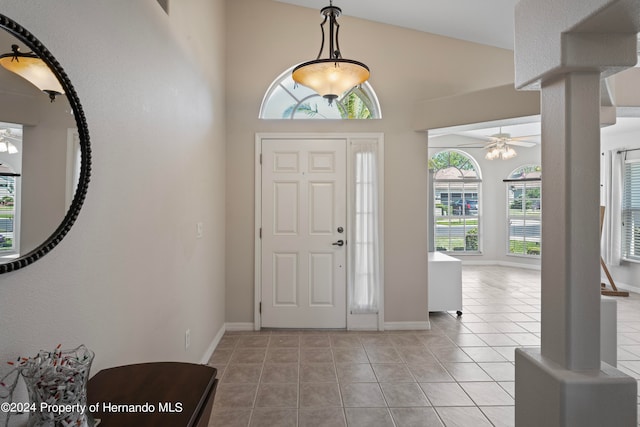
[512,134,540,142]
[508,140,537,148]
[429,133,490,148]
[456,134,497,147]
[458,142,489,148]
[481,142,499,149]
[512,133,540,140]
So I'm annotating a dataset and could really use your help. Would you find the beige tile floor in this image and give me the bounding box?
[207,265,640,426]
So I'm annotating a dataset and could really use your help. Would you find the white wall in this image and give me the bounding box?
[21,97,76,254]
[0,82,75,254]
[224,0,517,325]
[428,142,542,268]
[0,0,227,413]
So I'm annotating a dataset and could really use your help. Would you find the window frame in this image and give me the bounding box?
[430,150,482,255]
[504,165,541,258]
[0,164,20,258]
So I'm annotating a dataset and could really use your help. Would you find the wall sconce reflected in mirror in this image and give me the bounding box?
[0,141,18,154]
[0,44,64,102]
[0,129,18,154]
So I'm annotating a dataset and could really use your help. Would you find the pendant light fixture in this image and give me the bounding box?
[292,0,370,105]
[0,44,64,102]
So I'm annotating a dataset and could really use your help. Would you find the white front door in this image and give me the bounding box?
[261,138,347,328]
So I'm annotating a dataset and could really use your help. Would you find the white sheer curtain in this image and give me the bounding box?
[602,150,624,265]
[349,142,380,314]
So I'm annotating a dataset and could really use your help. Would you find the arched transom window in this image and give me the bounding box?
[259,66,381,120]
[430,150,482,253]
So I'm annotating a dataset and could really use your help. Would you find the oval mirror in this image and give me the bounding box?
[0,14,90,273]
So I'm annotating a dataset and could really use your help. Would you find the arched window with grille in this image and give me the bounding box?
[259,66,381,120]
[505,165,541,256]
[430,150,481,253]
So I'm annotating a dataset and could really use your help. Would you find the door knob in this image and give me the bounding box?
[332,240,344,247]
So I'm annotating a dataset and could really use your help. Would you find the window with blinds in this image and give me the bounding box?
[505,165,541,257]
[0,172,17,254]
[430,150,482,254]
[623,160,640,262]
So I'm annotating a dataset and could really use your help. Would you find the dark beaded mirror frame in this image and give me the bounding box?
[0,14,91,273]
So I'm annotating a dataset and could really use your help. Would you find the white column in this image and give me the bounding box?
[514,1,639,425]
[539,72,602,371]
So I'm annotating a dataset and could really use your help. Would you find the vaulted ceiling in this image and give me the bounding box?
[274,0,519,50]
[274,0,640,142]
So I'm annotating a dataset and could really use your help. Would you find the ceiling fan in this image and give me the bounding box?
[457,128,540,160]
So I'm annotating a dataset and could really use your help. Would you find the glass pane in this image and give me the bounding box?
[431,151,482,253]
[434,183,451,217]
[507,186,541,256]
[625,163,640,208]
[509,183,525,215]
[508,165,542,180]
[634,213,640,259]
[509,238,526,255]
[289,94,341,119]
[623,162,640,260]
[464,220,479,251]
[0,175,15,252]
[261,85,297,119]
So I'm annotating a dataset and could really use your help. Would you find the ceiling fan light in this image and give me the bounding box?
[485,144,517,160]
[0,142,8,153]
[503,146,517,159]
[7,142,18,154]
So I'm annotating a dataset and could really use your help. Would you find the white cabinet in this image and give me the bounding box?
[428,252,462,315]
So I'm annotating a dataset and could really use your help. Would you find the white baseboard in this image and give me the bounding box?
[348,313,380,331]
[225,322,255,332]
[200,324,226,364]
[461,259,541,270]
[384,321,431,331]
[601,278,640,294]
[224,321,433,333]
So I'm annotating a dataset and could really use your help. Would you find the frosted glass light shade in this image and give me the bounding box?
[293,59,370,101]
[0,48,64,100]
[485,144,517,160]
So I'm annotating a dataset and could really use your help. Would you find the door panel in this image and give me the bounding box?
[309,252,334,305]
[273,182,298,234]
[309,182,334,234]
[273,253,297,306]
[261,139,347,328]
